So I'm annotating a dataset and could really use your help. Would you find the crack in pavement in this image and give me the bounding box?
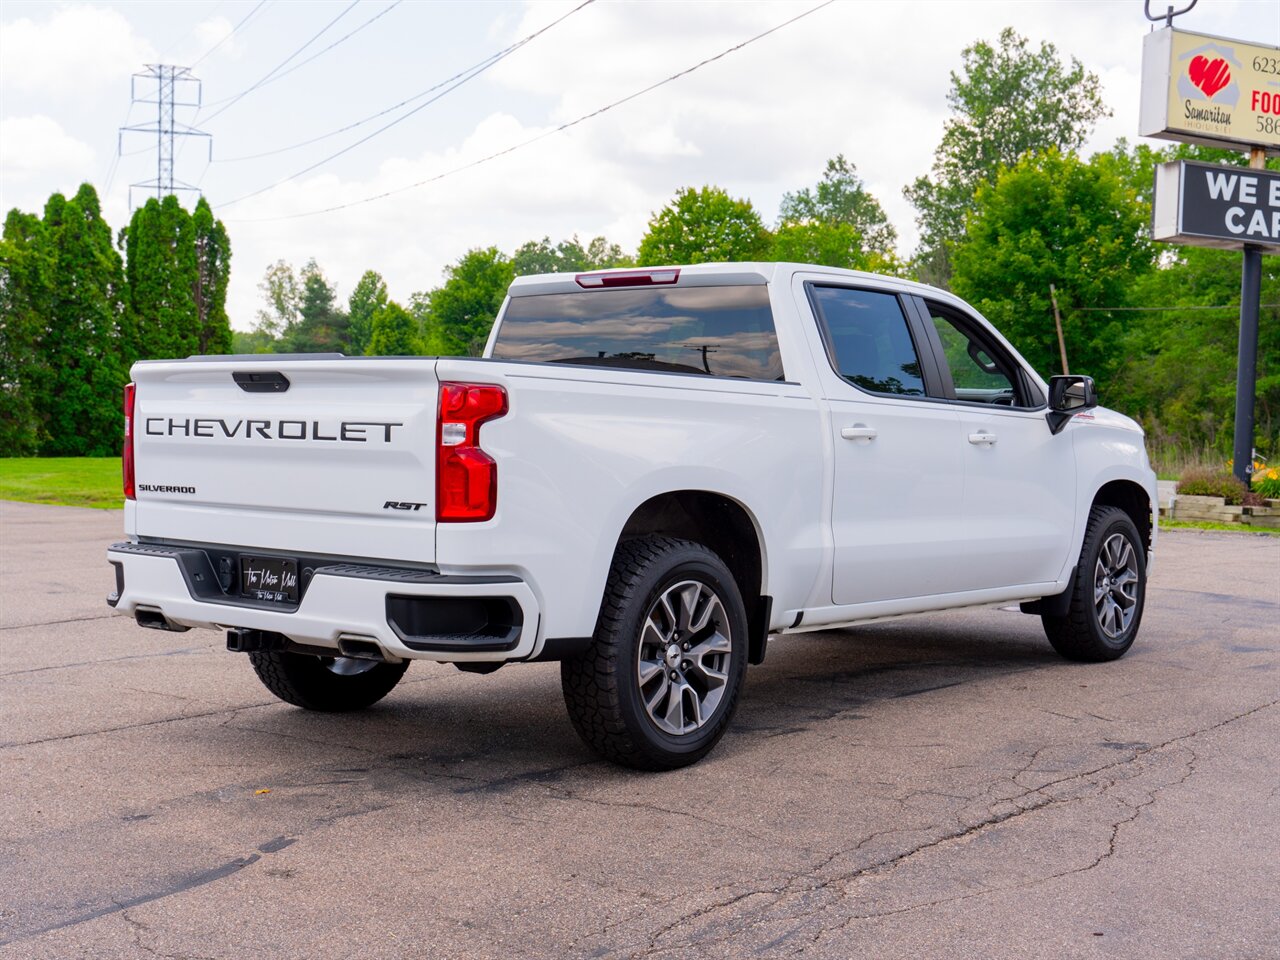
[0,645,210,679]
[590,696,1279,958]
[1,854,265,947]
[807,745,1201,941]
[0,699,281,750]
[0,613,119,631]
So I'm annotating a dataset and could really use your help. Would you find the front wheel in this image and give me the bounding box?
[1042,505,1147,662]
[561,536,749,770]
[248,650,408,711]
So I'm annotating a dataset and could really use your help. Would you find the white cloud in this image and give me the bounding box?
[0,115,96,190]
[189,16,247,62]
[216,108,656,325]
[0,5,155,97]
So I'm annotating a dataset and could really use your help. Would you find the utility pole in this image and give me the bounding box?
[119,65,211,209]
[1049,284,1069,375]
[690,344,719,374]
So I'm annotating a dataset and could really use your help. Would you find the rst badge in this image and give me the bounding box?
[383,501,427,511]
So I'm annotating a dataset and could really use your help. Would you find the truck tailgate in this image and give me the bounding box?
[129,357,439,564]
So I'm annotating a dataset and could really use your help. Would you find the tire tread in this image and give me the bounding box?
[561,536,745,770]
[1042,505,1145,662]
[248,649,408,711]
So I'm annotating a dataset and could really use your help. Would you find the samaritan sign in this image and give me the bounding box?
[1140,27,1280,152]
[1152,160,1280,251]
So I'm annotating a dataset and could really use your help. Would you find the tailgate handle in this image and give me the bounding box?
[232,371,290,393]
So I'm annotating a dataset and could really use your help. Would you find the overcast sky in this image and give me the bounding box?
[2,0,1276,329]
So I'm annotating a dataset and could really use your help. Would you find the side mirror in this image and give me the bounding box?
[1046,375,1097,435]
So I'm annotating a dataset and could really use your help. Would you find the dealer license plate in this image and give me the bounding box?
[240,555,299,603]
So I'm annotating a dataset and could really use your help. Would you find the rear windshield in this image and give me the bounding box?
[492,285,784,380]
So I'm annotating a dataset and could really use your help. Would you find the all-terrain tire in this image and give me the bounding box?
[248,650,409,711]
[1042,505,1147,662]
[561,536,749,771]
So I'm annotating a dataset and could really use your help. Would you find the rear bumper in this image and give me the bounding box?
[106,542,541,663]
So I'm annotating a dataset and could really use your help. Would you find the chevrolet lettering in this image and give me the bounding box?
[143,418,403,442]
[108,262,1157,771]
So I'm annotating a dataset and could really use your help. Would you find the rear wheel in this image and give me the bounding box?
[1042,505,1147,662]
[561,536,749,770]
[248,650,408,711]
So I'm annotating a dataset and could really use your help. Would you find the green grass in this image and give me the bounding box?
[0,457,124,509]
[1160,519,1280,536]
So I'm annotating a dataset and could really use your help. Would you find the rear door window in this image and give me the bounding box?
[492,285,784,380]
[808,286,925,397]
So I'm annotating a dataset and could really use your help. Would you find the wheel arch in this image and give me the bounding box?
[618,490,771,664]
[1091,479,1153,559]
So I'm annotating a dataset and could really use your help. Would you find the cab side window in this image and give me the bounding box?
[810,286,925,397]
[927,306,1022,407]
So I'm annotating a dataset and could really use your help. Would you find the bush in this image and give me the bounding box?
[1255,467,1280,500]
[1176,468,1248,504]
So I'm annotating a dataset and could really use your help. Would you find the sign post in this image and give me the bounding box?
[1236,231,1262,485]
[1141,23,1279,487]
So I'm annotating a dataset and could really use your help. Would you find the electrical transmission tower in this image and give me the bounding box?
[119,65,211,208]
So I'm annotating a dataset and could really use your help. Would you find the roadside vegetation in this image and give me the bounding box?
[1,28,1275,484]
[0,458,122,509]
[1160,520,1280,537]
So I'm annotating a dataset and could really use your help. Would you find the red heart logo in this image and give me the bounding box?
[1189,55,1231,99]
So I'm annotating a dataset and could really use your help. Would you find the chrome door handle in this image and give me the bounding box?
[968,432,998,445]
[841,425,878,441]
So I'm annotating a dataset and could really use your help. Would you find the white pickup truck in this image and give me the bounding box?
[108,262,1157,769]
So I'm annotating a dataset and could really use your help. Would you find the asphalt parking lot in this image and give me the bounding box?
[1,500,1277,959]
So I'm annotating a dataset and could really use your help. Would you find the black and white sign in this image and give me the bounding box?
[1152,160,1280,251]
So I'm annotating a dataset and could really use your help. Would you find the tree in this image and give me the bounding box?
[1093,141,1280,455]
[779,155,897,256]
[950,149,1151,384]
[367,301,420,356]
[1114,245,1279,457]
[512,236,585,276]
[905,28,1109,285]
[254,259,301,342]
[192,198,232,355]
[285,260,349,353]
[422,247,514,356]
[33,185,128,456]
[768,221,870,271]
[636,186,770,266]
[124,195,198,361]
[511,235,633,276]
[347,270,388,356]
[0,210,49,455]
[230,329,278,354]
[584,236,633,270]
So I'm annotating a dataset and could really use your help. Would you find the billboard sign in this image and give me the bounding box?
[1152,160,1280,251]
[1140,27,1280,152]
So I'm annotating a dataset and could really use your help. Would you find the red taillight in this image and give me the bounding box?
[123,382,136,501]
[575,268,680,288]
[436,382,508,522]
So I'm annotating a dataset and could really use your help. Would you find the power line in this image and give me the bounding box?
[191,0,270,68]
[216,0,595,207]
[1074,303,1280,312]
[215,2,576,164]
[226,0,835,223]
[156,0,225,63]
[199,0,361,125]
[226,0,401,94]
[102,102,135,196]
